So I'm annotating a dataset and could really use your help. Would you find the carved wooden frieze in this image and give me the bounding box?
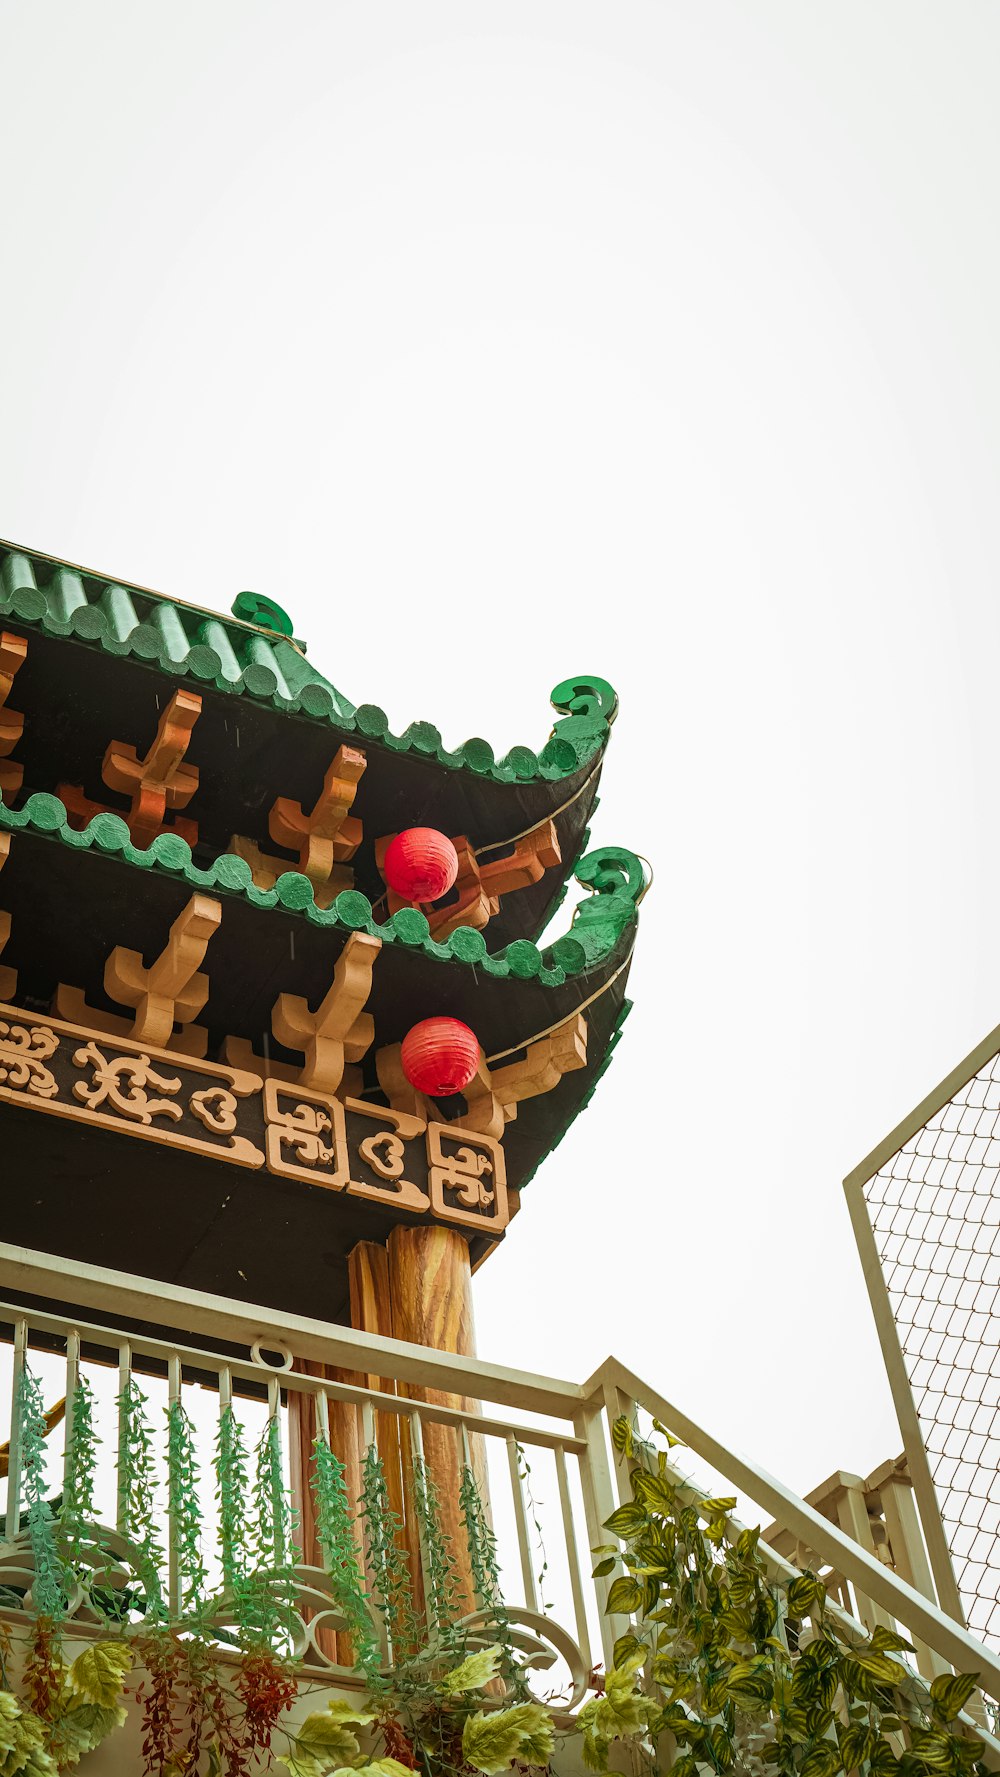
[0,1003,509,1237]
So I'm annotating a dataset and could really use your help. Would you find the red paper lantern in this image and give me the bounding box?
[383,828,459,903]
[401,1016,481,1096]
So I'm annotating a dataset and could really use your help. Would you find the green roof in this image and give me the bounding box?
[0,541,617,785]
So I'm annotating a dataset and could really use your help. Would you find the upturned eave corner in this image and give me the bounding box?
[0,541,618,787]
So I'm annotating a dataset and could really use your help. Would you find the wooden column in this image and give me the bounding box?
[348,1240,423,1617]
[387,1224,481,1615]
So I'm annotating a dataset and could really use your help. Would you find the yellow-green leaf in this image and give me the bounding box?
[462,1709,526,1775]
[606,1575,642,1615]
[67,1642,133,1709]
[929,1671,980,1724]
[603,1503,648,1539]
[440,1645,503,1694]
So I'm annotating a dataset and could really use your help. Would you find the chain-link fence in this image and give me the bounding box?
[848,1029,1000,1647]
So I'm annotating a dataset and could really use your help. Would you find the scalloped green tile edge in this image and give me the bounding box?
[0,544,617,784]
[0,792,643,987]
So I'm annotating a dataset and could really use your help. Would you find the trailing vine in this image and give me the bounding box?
[359,1443,420,1671]
[58,1378,98,1575]
[459,1462,523,1696]
[582,1416,990,1777]
[412,1456,463,1658]
[116,1379,165,1623]
[166,1396,207,1621]
[312,1431,382,1680]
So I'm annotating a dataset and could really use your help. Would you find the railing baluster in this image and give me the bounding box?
[555,1443,592,1671]
[167,1353,182,1620]
[506,1433,539,1612]
[267,1375,286,1566]
[62,1329,80,1496]
[5,1319,28,1539]
[409,1411,435,1632]
[116,1342,132,1538]
[574,1397,625,1669]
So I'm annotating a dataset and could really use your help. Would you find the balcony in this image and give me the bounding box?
[0,1242,997,1776]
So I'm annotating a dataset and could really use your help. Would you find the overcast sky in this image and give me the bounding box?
[3,1,1000,1507]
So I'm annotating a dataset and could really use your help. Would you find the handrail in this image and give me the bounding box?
[0,1243,583,1418]
[588,1356,1000,1705]
[5,1244,1000,1712]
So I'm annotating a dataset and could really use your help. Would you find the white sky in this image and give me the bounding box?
[2,1,1000,1507]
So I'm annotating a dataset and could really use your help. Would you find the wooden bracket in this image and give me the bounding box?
[225,834,354,909]
[377,820,561,939]
[222,1033,362,1098]
[271,929,380,1092]
[0,832,16,999]
[227,744,366,907]
[54,893,220,1055]
[0,633,27,800]
[58,688,201,848]
[375,1011,587,1136]
[270,744,366,875]
[462,1012,588,1136]
[375,1043,431,1119]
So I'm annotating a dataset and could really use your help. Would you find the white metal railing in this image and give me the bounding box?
[1,1242,1000,1734]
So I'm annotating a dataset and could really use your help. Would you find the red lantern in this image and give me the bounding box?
[383,828,459,903]
[401,1017,481,1096]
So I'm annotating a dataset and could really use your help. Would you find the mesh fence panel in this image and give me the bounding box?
[862,1047,1000,1647]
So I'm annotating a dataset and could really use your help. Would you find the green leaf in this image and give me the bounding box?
[440,1645,504,1694]
[66,1642,133,1709]
[288,1711,362,1775]
[701,1497,737,1516]
[603,1502,649,1539]
[786,1574,824,1617]
[592,1557,616,1578]
[611,1417,634,1457]
[651,1419,682,1447]
[344,1765,416,1777]
[798,1742,843,1777]
[52,1702,128,1769]
[868,1627,915,1655]
[606,1575,643,1614]
[324,1701,377,1726]
[462,1709,527,1775]
[929,1672,980,1724]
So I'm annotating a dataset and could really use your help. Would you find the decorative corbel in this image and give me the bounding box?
[58,688,201,848]
[271,929,380,1092]
[374,1011,587,1134]
[222,1033,362,1099]
[54,893,220,1056]
[461,1012,588,1135]
[0,632,27,799]
[228,744,366,908]
[376,820,561,939]
[0,832,16,1000]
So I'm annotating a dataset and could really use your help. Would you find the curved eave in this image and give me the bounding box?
[0,543,617,947]
[0,793,642,1200]
[0,539,615,782]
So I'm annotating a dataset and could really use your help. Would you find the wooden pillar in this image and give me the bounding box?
[387,1224,480,1616]
[348,1240,423,1618]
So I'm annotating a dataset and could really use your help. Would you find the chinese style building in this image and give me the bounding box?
[0,536,995,1775]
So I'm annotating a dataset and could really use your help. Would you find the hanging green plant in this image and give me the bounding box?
[116,1379,165,1623]
[311,1431,382,1681]
[166,1396,207,1622]
[583,1416,990,1777]
[411,1456,463,1658]
[459,1461,522,1695]
[17,1365,63,1626]
[359,1443,420,1671]
[58,1377,98,1576]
